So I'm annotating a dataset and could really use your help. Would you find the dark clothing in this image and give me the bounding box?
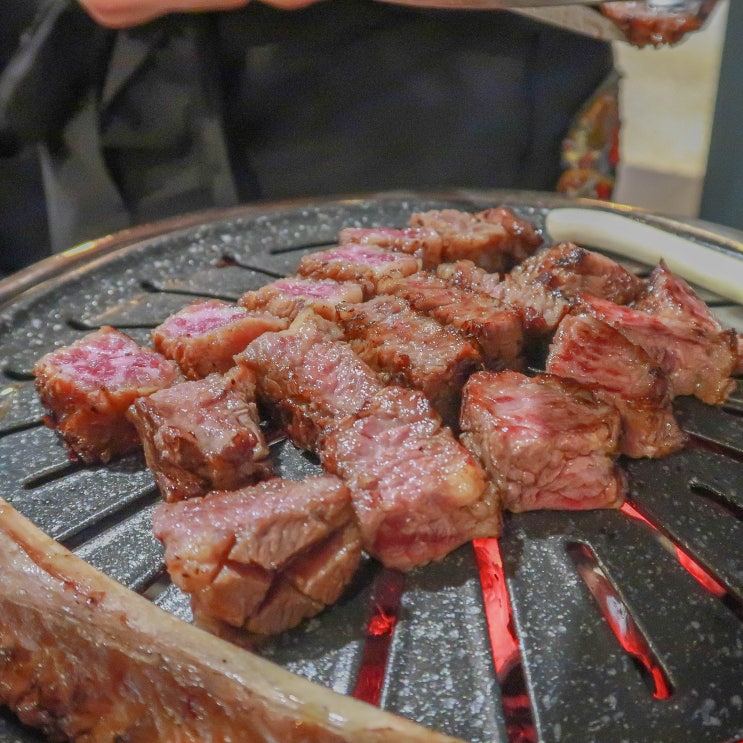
[0,2,613,270]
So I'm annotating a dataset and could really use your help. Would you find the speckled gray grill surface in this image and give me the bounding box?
[1,192,742,743]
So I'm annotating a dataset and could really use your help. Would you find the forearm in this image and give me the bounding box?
[76,0,318,28]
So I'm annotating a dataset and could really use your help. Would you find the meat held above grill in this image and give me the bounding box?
[153,475,361,637]
[600,0,718,48]
[546,313,687,459]
[336,295,482,430]
[127,365,272,502]
[460,370,625,513]
[33,326,180,464]
[320,386,502,571]
[151,298,288,379]
[0,497,461,743]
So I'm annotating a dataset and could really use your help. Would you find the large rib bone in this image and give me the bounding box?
[0,498,462,743]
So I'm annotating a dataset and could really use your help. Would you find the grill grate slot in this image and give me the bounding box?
[567,541,673,700]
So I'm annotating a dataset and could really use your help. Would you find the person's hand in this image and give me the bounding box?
[77,0,320,28]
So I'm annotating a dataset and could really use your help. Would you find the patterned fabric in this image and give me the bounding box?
[557,70,621,201]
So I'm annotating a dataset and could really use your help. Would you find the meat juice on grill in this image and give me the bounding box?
[408,207,543,273]
[0,498,460,743]
[151,298,288,379]
[320,386,502,571]
[33,326,180,464]
[297,242,421,298]
[127,366,272,502]
[546,313,687,458]
[236,309,385,451]
[239,276,364,322]
[460,370,625,513]
[153,475,361,637]
[377,271,524,370]
[336,295,482,430]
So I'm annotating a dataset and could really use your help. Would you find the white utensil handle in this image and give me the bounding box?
[546,207,743,304]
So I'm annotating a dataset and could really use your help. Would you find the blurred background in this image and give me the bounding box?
[613,0,732,219]
[0,1,739,279]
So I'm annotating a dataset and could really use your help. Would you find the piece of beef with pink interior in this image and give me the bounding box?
[320,386,501,571]
[338,225,445,269]
[239,276,363,322]
[151,299,288,379]
[336,295,482,429]
[408,206,543,272]
[510,242,646,306]
[635,260,730,333]
[128,366,272,502]
[458,242,643,339]
[436,259,570,337]
[153,475,361,638]
[580,291,736,405]
[460,370,625,513]
[297,242,420,298]
[34,326,180,464]
[546,313,686,458]
[377,271,523,370]
[236,310,384,451]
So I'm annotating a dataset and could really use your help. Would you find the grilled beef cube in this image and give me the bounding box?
[546,314,686,458]
[34,326,180,464]
[128,367,272,502]
[321,386,501,571]
[437,259,570,337]
[636,261,727,333]
[239,276,363,322]
[297,242,420,298]
[338,226,445,269]
[377,271,523,370]
[580,293,736,404]
[337,296,482,429]
[436,259,501,295]
[408,206,543,272]
[237,310,384,451]
[510,242,646,305]
[460,370,625,512]
[489,273,571,336]
[153,475,361,637]
[151,299,288,380]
